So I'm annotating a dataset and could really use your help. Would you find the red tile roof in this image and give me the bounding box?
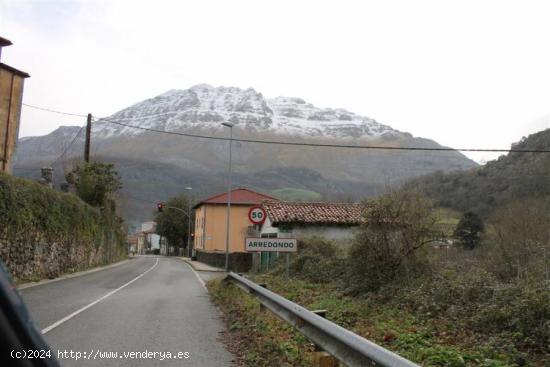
[196,188,278,207]
[262,200,365,226]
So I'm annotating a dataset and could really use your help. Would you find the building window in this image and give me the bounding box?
[261,233,278,238]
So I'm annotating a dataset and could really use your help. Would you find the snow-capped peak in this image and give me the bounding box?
[92,85,404,140]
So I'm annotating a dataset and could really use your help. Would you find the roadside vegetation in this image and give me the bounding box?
[0,163,126,282]
[210,190,549,366]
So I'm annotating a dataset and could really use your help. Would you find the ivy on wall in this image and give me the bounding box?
[0,172,126,282]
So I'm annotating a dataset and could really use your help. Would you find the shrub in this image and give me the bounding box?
[394,266,549,354]
[473,282,550,352]
[285,236,345,284]
[481,198,550,281]
[396,267,498,319]
[68,162,122,207]
[345,190,440,294]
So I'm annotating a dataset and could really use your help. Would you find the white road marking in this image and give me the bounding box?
[41,258,159,334]
[182,260,209,292]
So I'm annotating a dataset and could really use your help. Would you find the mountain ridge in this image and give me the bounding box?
[93,84,408,141]
[13,85,477,226]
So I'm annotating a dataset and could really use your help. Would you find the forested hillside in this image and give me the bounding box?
[406,129,550,216]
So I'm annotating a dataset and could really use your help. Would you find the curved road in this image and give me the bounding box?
[20,256,234,366]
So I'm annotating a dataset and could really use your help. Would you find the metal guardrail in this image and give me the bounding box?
[226,272,419,367]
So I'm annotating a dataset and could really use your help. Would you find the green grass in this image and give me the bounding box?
[271,187,322,201]
[209,274,542,367]
[434,207,461,236]
[208,278,314,367]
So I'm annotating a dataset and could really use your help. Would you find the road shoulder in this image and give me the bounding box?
[17,258,131,290]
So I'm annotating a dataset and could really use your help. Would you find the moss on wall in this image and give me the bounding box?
[0,172,126,282]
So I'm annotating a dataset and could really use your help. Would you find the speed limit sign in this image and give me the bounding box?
[248,206,267,224]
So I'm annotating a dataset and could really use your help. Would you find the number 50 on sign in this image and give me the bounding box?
[248,206,266,224]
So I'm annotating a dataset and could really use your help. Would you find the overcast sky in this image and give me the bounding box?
[2,0,550,163]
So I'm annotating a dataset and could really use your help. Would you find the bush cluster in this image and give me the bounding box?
[285,236,345,284]
[279,190,550,359]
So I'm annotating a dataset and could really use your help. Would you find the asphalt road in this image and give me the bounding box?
[20,256,235,367]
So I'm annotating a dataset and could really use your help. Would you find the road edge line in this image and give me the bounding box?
[41,257,159,335]
[18,258,131,290]
[180,258,210,292]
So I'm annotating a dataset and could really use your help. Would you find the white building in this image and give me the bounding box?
[140,222,160,251]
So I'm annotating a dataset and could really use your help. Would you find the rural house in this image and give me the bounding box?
[193,188,278,270]
[259,200,365,243]
[0,36,29,173]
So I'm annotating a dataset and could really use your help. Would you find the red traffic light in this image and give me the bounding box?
[157,203,165,212]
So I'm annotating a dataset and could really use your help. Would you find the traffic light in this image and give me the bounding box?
[157,203,164,212]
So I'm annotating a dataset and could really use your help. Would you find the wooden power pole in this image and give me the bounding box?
[84,113,92,162]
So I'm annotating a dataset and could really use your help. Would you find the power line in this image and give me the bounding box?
[52,126,85,166]
[94,116,550,154]
[117,192,157,204]
[20,102,550,154]
[22,103,88,118]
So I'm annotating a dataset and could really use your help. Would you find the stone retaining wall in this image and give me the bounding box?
[196,250,252,272]
[0,173,125,282]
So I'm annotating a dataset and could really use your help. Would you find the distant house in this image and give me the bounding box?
[259,200,365,243]
[127,234,140,254]
[0,36,30,173]
[136,233,145,254]
[138,221,161,253]
[193,188,278,270]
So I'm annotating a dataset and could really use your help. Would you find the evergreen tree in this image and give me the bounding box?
[454,211,484,249]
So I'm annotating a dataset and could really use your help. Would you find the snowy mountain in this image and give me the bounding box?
[93,84,405,141]
[13,84,477,226]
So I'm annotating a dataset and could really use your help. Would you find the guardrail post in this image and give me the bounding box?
[259,283,268,312]
[311,310,339,367]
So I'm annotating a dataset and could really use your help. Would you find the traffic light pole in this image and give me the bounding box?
[187,200,192,258]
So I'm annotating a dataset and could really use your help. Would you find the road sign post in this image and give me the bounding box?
[286,253,290,280]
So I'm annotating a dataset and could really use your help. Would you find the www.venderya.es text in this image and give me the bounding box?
[11,349,190,361]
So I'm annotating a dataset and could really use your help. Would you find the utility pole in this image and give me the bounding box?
[185,187,193,258]
[84,113,92,162]
[222,122,234,272]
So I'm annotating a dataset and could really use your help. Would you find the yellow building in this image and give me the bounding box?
[0,36,30,173]
[193,188,277,270]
